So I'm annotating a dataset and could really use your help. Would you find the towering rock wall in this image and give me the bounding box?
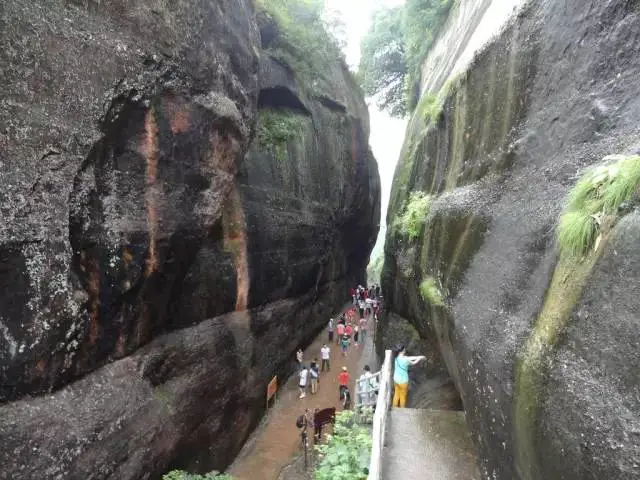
[0,1,379,478]
[383,0,640,479]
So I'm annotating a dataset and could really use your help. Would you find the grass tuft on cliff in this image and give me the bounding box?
[395,190,431,241]
[558,154,640,257]
[257,108,306,160]
[420,277,444,306]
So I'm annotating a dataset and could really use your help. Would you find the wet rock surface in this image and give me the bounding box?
[383,0,640,479]
[0,1,379,479]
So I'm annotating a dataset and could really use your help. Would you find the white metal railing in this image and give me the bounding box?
[367,350,393,480]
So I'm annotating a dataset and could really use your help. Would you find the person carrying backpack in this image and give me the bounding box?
[327,318,334,343]
[336,322,345,345]
[340,332,350,356]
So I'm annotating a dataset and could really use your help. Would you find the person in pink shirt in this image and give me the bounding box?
[336,322,345,345]
[345,323,353,338]
[359,316,368,345]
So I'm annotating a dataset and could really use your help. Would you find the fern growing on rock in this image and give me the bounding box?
[420,277,444,306]
[394,191,431,241]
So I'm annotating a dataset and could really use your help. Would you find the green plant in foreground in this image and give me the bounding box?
[558,154,640,257]
[163,470,233,480]
[315,410,371,480]
[420,277,444,306]
[396,191,431,241]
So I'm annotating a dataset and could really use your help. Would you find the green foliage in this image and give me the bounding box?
[396,191,431,241]
[358,0,454,115]
[358,6,407,117]
[558,154,640,257]
[257,108,305,160]
[404,0,454,111]
[255,0,345,83]
[162,470,233,480]
[415,93,443,125]
[419,277,444,306]
[315,410,371,480]
[366,253,384,284]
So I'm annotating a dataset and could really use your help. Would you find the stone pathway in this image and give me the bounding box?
[228,308,378,480]
[381,408,480,480]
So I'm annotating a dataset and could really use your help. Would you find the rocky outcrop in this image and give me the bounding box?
[383,0,640,479]
[0,1,379,478]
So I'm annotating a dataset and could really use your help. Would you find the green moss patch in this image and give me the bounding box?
[558,154,640,257]
[420,276,444,306]
[256,108,306,160]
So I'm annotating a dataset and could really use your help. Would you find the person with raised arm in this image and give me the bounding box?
[392,345,426,408]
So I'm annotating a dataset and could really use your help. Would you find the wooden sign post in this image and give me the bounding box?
[266,375,278,410]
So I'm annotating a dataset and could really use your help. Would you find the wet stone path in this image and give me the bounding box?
[228,307,378,480]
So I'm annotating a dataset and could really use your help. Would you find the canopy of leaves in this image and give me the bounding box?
[358,6,406,117]
[315,410,372,480]
[358,0,454,116]
[255,0,345,84]
[367,252,384,284]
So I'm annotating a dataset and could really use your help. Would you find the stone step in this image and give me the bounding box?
[382,408,480,480]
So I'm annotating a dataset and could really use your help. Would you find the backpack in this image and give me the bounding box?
[296,415,305,428]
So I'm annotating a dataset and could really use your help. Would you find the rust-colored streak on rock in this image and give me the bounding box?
[122,246,133,269]
[223,184,250,312]
[88,258,100,345]
[144,107,159,276]
[115,330,127,356]
[163,95,191,134]
[211,131,237,175]
[36,359,46,374]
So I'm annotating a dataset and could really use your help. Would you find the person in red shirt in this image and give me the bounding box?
[338,366,350,402]
[345,323,353,338]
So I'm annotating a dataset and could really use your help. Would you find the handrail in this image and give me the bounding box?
[367,349,393,480]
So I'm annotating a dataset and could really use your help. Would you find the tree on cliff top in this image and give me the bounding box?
[255,0,346,84]
[358,0,454,116]
[359,6,407,118]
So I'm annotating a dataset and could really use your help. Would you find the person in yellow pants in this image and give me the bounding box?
[392,345,426,408]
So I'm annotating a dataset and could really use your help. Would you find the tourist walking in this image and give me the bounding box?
[392,345,426,408]
[320,343,331,372]
[358,365,378,405]
[336,322,345,345]
[299,364,309,399]
[354,324,359,347]
[309,359,320,394]
[327,318,334,343]
[296,348,303,371]
[338,366,350,402]
[359,316,368,345]
[340,332,350,356]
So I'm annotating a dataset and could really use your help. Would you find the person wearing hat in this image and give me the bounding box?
[392,345,426,408]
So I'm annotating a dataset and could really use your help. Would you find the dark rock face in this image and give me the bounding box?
[0,1,379,479]
[383,1,640,479]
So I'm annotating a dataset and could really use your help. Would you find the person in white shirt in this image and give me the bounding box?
[320,344,331,372]
[358,365,378,405]
[299,365,309,398]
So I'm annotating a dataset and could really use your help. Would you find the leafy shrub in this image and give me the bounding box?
[396,191,431,241]
[419,277,444,306]
[315,410,371,480]
[162,470,233,480]
[558,154,640,257]
[257,108,305,160]
[255,0,344,83]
